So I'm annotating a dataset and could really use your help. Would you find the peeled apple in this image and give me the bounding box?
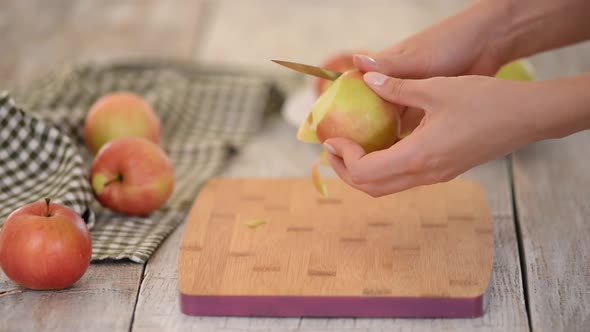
[298,69,403,195]
[298,69,402,153]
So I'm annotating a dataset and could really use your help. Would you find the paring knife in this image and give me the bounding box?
[271,60,342,81]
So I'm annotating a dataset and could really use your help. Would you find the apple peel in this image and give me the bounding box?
[399,131,412,139]
[311,161,328,197]
[246,219,267,228]
[319,148,330,166]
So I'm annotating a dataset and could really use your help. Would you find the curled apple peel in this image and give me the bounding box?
[311,162,328,197]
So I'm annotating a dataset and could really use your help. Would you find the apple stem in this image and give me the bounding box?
[44,197,52,217]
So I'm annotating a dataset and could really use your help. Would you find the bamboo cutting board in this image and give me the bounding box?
[178,177,494,318]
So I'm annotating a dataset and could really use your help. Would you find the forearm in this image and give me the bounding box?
[479,0,590,64]
[532,73,590,140]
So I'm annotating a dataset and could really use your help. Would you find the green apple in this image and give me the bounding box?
[495,59,535,81]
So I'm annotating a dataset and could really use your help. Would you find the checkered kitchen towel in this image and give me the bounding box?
[0,59,284,263]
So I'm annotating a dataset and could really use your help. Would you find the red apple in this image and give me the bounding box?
[0,198,92,290]
[84,91,161,154]
[90,137,175,216]
[315,50,370,96]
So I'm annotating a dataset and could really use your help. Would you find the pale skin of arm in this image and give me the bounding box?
[323,0,590,197]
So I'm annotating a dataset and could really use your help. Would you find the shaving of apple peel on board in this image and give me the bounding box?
[246,219,267,228]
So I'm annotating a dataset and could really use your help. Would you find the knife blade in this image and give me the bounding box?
[271,60,342,81]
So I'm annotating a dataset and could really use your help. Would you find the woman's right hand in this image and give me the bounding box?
[353,1,514,136]
[354,1,511,79]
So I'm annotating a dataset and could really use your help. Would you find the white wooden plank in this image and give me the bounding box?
[0,0,204,86]
[513,132,590,332]
[130,222,229,332]
[0,263,144,331]
[0,0,73,86]
[527,41,590,80]
[512,22,590,331]
[196,0,472,75]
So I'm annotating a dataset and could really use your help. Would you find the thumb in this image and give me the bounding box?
[363,72,431,109]
[353,53,431,79]
[322,137,366,163]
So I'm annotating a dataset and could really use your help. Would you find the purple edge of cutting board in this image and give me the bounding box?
[179,292,485,318]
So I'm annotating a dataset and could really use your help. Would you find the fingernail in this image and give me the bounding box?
[364,72,389,86]
[354,54,377,67]
[323,143,337,155]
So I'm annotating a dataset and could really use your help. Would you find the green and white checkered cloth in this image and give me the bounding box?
[0,60,284,263]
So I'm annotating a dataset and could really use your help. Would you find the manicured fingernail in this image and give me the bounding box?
[354,54,377,67]
[323,143,336,155]
[364,72,389,86]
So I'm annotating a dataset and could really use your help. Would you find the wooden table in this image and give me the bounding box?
[1,1,590,331]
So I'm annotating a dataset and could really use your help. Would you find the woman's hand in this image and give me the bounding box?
[323,72,576,198]
[320,0,590,197]
[350,0,515,136]
[354,1,511,79]
[354,0,590,80]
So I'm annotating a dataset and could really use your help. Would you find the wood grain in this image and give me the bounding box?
[0,263,143,331]
[179,178,493,304]
[0,1,205,332]
[513,132,590,332]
